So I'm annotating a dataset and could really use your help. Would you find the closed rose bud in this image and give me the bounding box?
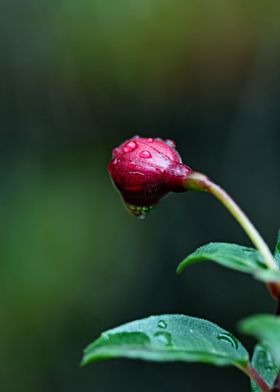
[108,136,192,217]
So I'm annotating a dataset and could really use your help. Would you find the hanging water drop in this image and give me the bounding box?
[126,204,154,218]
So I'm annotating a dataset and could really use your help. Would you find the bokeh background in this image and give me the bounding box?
[1,0,280,391]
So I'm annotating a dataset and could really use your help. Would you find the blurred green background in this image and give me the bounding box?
[1,0,280,391]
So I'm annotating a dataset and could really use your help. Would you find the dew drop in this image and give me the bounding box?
[217,333,238,349]
[147,138,154,143]
[154,331,173,346]
[123,141,137,153]
[112,148,119,159]
[102,334,110,342]
[158,320,168,329]
[128,162,136,170]
[139,150,152,159]
[165,139,176,148]
[126,204,154,219]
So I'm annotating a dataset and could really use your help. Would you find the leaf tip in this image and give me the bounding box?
[81,347,95,367]
[80,357,87,367]
[176,261,185,274]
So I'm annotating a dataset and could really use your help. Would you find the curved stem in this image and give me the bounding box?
[242,365,271,392]
[186,172,278,271]
[272,374,280,392]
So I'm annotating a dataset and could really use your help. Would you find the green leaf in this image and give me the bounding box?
[240,314,280,367]
[274,230,280,267]
[254,269,280,283]
[250,345,279,392]
[177,242,280,283]
[82,314,249,368]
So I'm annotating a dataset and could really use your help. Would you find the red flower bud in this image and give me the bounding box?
[108,136,192,217]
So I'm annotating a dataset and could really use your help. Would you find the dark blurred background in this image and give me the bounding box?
[1,0,280,391]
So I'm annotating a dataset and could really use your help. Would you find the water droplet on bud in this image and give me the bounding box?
[140,151,152,159]
[147,138,154,143]
[123,141,137,153]
[165,139,176,148]
[128,162,136,170]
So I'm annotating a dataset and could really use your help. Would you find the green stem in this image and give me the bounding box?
[186,172,278,271]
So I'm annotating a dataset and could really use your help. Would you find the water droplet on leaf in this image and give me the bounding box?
[102,334,110,342]
[154,331,173,346]
[217,333,238,349]
[157,320,168,329]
